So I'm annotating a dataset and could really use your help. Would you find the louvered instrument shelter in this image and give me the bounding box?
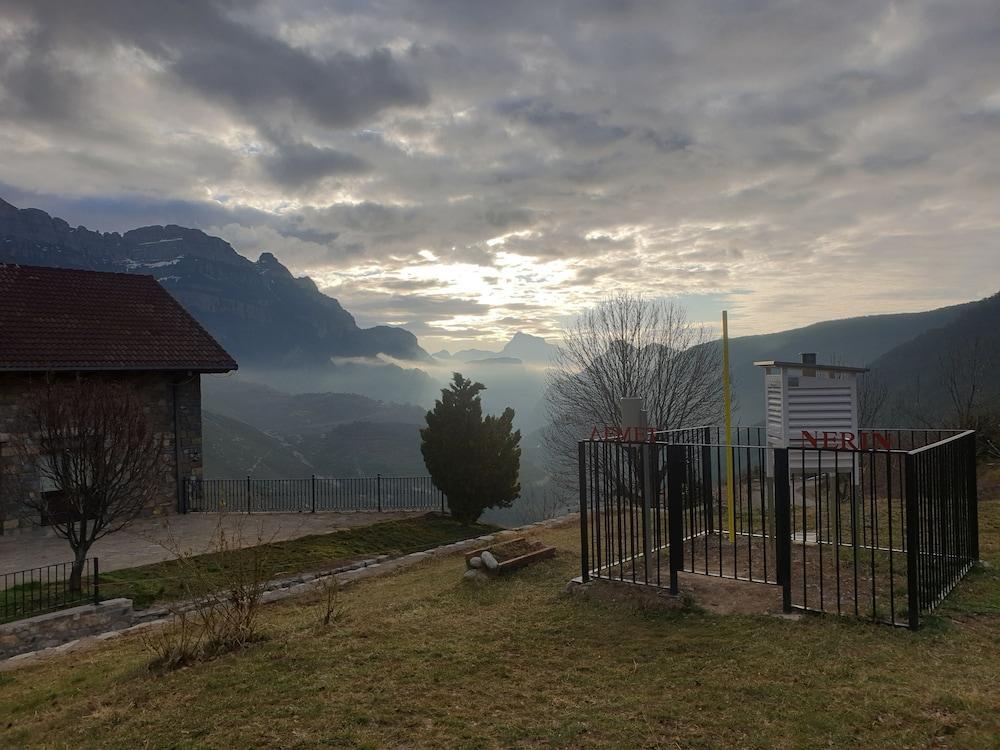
[754,353,867,474]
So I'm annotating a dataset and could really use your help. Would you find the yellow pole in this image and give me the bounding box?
[722,310,735,542]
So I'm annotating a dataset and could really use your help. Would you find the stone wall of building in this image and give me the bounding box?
[0,372,204,534]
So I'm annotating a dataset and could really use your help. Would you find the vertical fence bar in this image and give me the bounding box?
[666,444,684,595]
[377,474,382,512]
[774,448,792,613]
[578,441,590,582]
[905,452,921,629]
[702,427,713,535]
[641,443,654,584]
[92,558,100,606]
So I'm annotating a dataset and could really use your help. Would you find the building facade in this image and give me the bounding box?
[0,264,237,533]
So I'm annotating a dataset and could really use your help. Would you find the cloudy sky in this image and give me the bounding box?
[1,1,998,351]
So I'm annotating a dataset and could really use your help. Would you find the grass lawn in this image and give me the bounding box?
[2,515,497,620]
[1,487,999,748]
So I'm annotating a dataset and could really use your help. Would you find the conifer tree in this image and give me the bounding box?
[420,373,521,524]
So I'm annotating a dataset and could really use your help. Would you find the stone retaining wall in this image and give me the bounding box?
[0,599,134,659]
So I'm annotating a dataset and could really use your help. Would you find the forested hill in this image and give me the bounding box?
[720,301,977,423]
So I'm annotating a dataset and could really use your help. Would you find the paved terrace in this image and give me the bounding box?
[0,511,424,579]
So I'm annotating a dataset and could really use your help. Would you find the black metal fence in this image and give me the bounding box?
[579,429,979,629]
[183,475,446,514]
[1,558,100,623]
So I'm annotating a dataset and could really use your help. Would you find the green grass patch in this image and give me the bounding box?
[4,515,496,615]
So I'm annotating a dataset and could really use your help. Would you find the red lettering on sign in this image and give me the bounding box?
[587,426,661,442]
[800,430,891,450]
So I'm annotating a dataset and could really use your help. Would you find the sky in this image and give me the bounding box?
[1,0,998,352]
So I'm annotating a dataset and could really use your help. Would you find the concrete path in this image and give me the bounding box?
[0,511,425,579]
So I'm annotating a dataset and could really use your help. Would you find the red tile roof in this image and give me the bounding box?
[0,264,237,373]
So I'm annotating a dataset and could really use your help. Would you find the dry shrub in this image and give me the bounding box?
[143,514,273,672]
[317,575,345,629]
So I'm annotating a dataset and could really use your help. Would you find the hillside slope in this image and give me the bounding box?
[870,292,1000,425]
[202,411,315,479]
[719,302,976,423]
[202,376,426,435]
[200,377,430,479]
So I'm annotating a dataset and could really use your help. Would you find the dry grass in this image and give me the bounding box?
[1,489,999,748]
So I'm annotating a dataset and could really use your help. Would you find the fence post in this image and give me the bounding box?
[967,434,979,561]
[440,481,446,515]
[702,426,713,534]
[377,474,382,512]
[666,444,684,595]
[92,558,100,606]
[905,452,921,629]
[773,448,792,613]
[579,441,590,582]
[311,474,316,513]
[246,475,251,514]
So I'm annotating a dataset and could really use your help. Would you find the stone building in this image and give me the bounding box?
[0,264,237,533]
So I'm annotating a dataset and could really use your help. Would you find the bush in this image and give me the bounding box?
[143,516,271,671]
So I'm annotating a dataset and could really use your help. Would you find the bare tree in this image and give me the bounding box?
[940,336,1000,458]
[544,293,722,486]
[9,378,166,592]
[941,337,997,427]
[857,370,890,427]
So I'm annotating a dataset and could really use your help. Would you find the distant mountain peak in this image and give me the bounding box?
[500,331,557,363]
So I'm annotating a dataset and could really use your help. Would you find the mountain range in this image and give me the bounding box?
[0,198,427,368]
[434,332,558,364]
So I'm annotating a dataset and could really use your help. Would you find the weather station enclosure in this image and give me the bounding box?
[575,352,981,630]
[756,352,867,475]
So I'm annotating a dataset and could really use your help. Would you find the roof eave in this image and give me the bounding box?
[0,363,238,374]
[753,359,869,373]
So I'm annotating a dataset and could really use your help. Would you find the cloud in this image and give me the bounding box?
[0,0,998,353]
[259,141,370,188]
[1,1,427,132]
[496,98,631,149]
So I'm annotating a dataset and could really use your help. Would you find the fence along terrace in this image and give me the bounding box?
[576,355,980,629]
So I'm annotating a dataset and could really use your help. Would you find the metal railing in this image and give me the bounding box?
[579,429,979,629]
[1,558,100,623]
[183,475,446,514]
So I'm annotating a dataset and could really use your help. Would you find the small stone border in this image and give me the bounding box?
[1,513,578,671]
